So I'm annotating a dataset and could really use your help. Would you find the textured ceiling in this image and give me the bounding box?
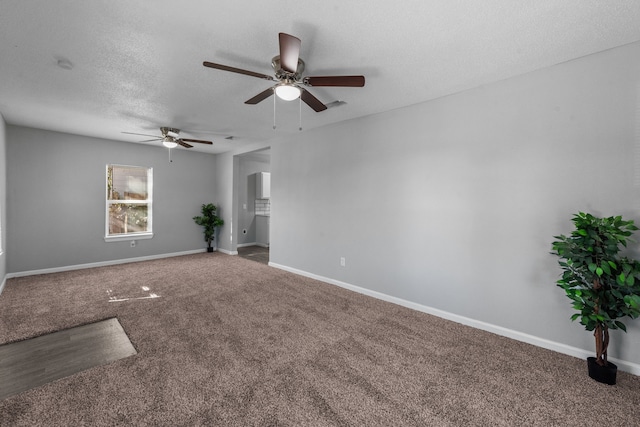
[1,1,640,154]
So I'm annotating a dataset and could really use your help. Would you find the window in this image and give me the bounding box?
[105,164,153,242]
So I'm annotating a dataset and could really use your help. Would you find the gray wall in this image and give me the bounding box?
[0,114,6,288]
[237,154,270,245]
[269,41,640,367]
[214,152,236,254]
[6,126,218,273]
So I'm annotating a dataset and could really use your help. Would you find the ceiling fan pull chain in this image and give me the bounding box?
[273,94,277,130]
[299,97,302,131]
[169,148,173,163]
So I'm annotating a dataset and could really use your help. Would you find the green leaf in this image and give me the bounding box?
[614,321,627,332]
[596,267,604,277]
[588,263,597,273]
[626,275,635,286]
[618,273,626,285]
[570,313,581,321]
[625,294,640,309]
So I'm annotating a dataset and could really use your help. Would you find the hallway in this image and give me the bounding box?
[237,245,269,265]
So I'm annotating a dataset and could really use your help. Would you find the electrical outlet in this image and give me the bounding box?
[130,240,136,248]
[340,257,346,267]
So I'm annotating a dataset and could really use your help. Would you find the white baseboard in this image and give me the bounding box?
[268,262,640,376]
[5,249,207,279]
[0,275,6,295]
[237,242,256,248]
[237,242,269,248]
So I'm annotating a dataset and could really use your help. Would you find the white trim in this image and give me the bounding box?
[6,249,206,279]
[268,262,640,377]
[237,242,269,248]
[0,275,6,295]
[237,242,257,248]
[104,232,154,242]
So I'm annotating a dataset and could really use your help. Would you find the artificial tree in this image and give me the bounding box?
[551,212,640,383]
[193,203,224,252]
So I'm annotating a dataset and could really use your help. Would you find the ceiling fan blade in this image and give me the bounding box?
[300,88,327,112]
[181,138,213,145]
[304,75,365,87]
[279,33,301,74]
[203,61,275,81]
[245,87,274,105]
[122,131,162,138]
[177,141,193,148]
[138,138,163,143]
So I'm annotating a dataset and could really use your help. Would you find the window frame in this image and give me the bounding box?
[104,164,153,242]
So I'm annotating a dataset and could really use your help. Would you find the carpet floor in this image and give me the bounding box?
[0,253,639,426]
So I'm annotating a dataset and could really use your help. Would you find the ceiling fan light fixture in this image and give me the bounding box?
[275,83,301,101]
[163,136,178,148]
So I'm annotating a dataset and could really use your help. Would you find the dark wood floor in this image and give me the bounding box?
[237,245,269,265]
[0,318,137,400]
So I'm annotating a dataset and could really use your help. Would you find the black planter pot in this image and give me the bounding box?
[207,247,214,253]
[587,357,617,385]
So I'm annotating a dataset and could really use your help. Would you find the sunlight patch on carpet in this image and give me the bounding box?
[107,285,161,302]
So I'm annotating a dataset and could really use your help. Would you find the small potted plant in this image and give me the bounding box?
[193,203,224,252]
[551,212,640,384]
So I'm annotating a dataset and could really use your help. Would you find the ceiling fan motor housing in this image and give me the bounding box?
[160,127,181,138]
[272,56,305,81]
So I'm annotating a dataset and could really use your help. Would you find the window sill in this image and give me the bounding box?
[104,233,153,243]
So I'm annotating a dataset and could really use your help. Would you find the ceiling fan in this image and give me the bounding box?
[203,32,365,112]
[122,127,213,149]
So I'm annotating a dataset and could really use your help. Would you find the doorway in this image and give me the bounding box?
[237,245,269,265]
[235,148,271,262]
